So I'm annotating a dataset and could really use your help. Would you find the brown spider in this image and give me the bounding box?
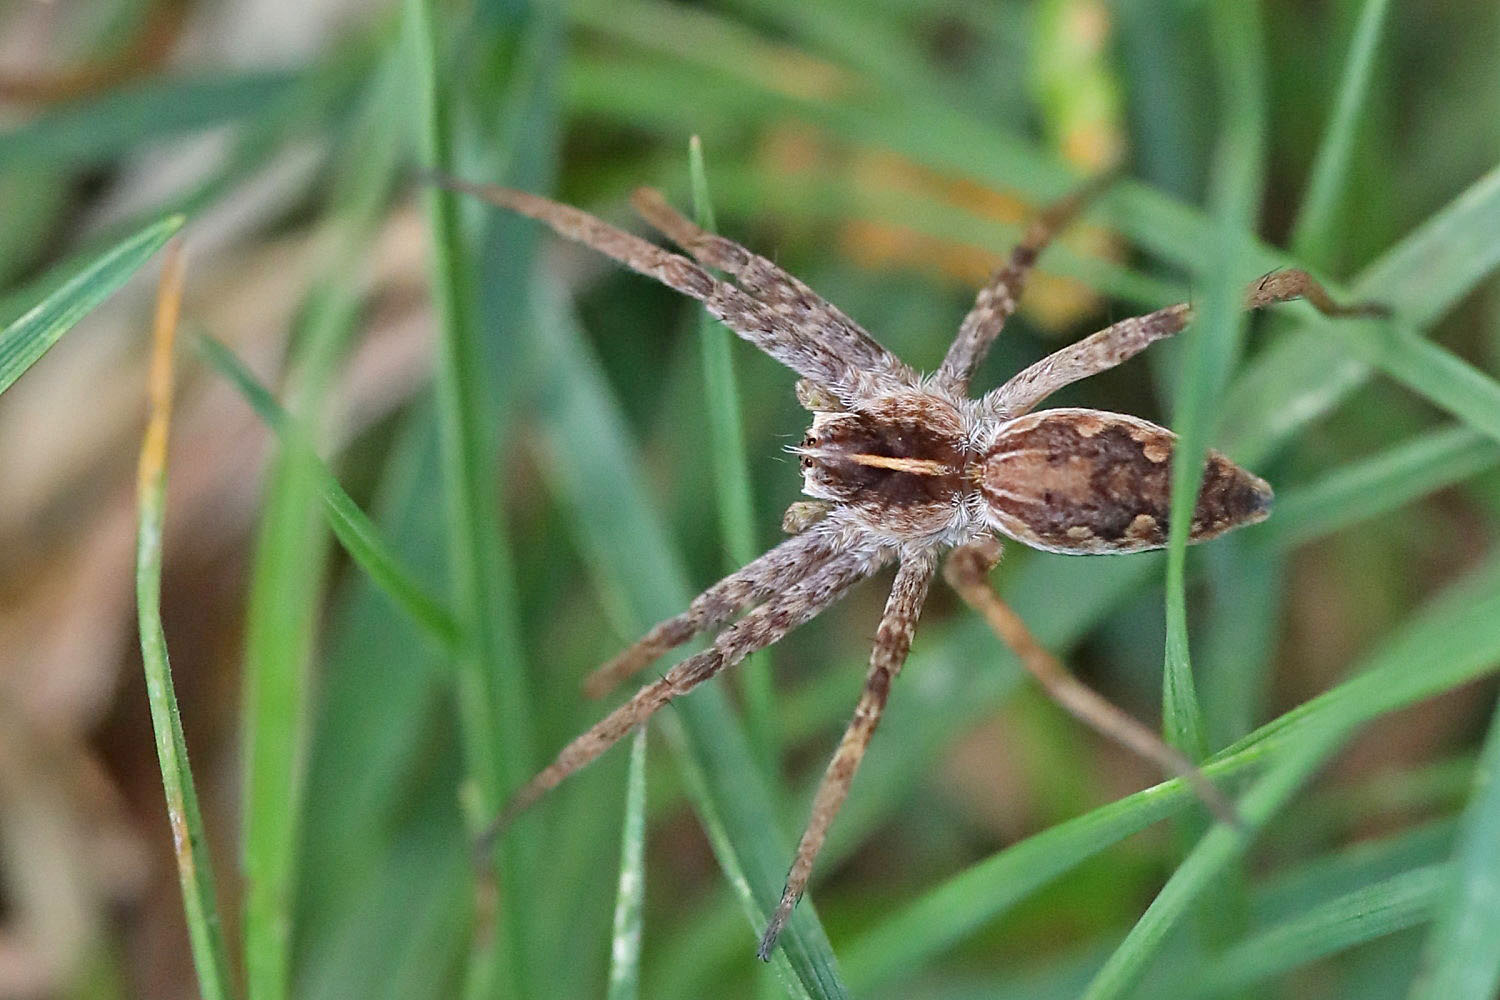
[432,172,1373,961]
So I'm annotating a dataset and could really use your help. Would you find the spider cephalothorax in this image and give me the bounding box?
[434,172,1375,960]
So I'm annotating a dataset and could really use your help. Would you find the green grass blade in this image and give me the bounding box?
[1331,321,1500,446]
[1256,426,1499,551]
[405,3,541,995]
[844,551,1500,994]
[525,275,847,998]
[0,214,182,396]
[239,305,348,1000]
[1162,0,1267,759]
[135,246,236,1000]
[687,137,776,762]
[1290,0,1393,260]
[606,727,649,1000]
[0,71,300,168]
[195,335,461,650]
[1409,695,1500,1000]
[1198,864,1446,997]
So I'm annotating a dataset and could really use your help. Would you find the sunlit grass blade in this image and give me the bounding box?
[844,551,1500,994]
[526,275,847,998]
[135,242,235,1000]
[606,727,649,1000]
[1256,426,1499,551]
[0,213,182,396]
[1409,695,1500,1000]
[195,335,460,650]
[1197,864,1447,997]
[1290,0,1393,260]
[687,137,776,763]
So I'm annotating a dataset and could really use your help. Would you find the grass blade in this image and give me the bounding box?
[1198,864,1447,997]
[0,214,183,396]
[135,243,236,1000]
[687,137,776,762]
[239,303,347,1000]
[1290,0,1393,259]
[1162,0,1267,760]
[405,2,541,994]
[0,71,299,168]
[1256,426,1499,551]
[1409,694,1500,1000]
[1225,163,1500,464]
[606,727,649,1000]
[1331,321,1500,446]
[195,335,460,651]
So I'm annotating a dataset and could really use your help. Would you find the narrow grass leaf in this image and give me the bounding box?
[525,275,847,999]
[1082,555,1500,1000]
[0,71,299,168]
[1256,426,1499,551]
[0,214,182,396]
[135,243,235,1000]
[1409,694,1500,1000]
[195,335,460,650]
[1162,0,1267,759]
[606,727,649,1000]
[240,293,351,1000]
[687,137,776,763]
[405,1,538,994]
[1331,321,1500,446]
[1194,864,1447,997]
[1290,0,1393,259]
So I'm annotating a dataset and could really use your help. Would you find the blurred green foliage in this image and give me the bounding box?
[4,0,1500,998]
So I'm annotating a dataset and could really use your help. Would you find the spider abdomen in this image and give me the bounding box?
[978,407,1272,554]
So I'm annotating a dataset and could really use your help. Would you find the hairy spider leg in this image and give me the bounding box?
[936,171,1118,393]
[630,187,916,384]
[475,548,886,857]
[984,268,1386,418]
[428,174,881,399]
[583,524,843,699]
[759,552,937,960]
[943,538,1240,827]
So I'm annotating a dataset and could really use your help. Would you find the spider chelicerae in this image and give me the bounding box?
[433,171,1373,960]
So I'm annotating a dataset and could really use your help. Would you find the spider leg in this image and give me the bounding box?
[943,538,1241,828]
[758,552,937,960]
[428,174,879,397]
[631,187,917,384]
[984,268,1386,418]
[583,525,842,699]
[477,548,885,855]
[935,172,1115,394]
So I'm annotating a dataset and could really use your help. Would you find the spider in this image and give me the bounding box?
[431,171,1374,961]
